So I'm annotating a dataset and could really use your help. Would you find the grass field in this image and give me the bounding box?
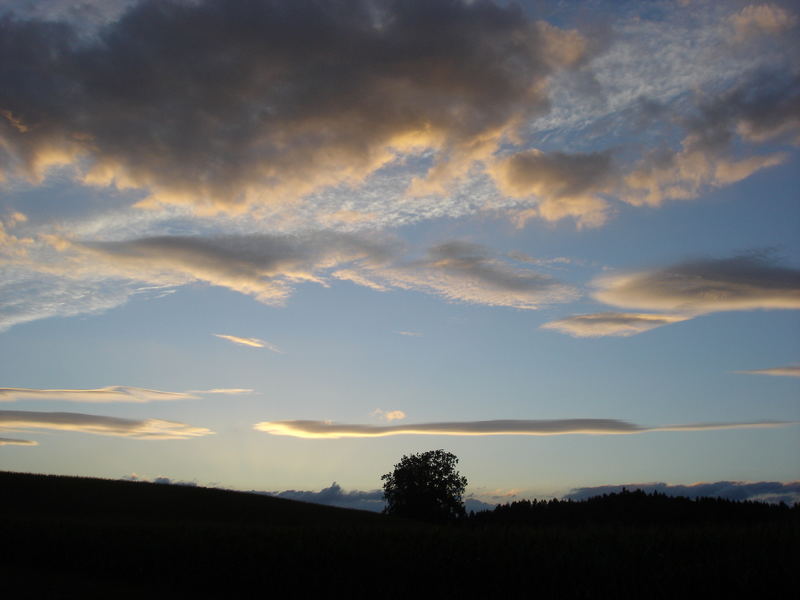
[2,471,797,598]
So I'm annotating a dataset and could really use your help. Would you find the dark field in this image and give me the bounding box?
[2,471,797,598]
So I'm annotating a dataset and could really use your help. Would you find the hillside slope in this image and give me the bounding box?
[2,471,797,598]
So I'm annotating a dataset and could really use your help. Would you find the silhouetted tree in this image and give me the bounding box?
[381,449,467,522]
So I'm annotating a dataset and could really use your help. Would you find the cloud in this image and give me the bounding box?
[214,333,282,353]
[593,252,800,314]
[80,232,394,305]
[621,73,799,207]
[736,365,800,378]
[541,312,691,337]
[253,418,794,439]
[214,334,266,349]
[730,4,798,41]
[489,149,615,228]
[565,480,800,504]
[0,436,37,446]
[374,241,578,309]
[0,385,196,403]
[395,331,422,337]
[1,232,576,331]
[0,409,213,439]
[372,409,406,422]
[258,482,386,513]
[189,388,254,395]
[152,476,197,487]
[0,0,583,212]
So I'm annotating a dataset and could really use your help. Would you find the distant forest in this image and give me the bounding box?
[468,488,799,526]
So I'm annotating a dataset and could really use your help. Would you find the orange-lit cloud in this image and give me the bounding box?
[253,418,794,439]
[214,333,282,353]
[489,149,614,228]
[541,312,691,337]
[214,334,266,348]
[736,366,800,378]
[0,410,213,440]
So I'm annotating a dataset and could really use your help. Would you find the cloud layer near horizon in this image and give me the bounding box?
[0,409,213,439]
[565,480,800,504]
[253,418,794,439]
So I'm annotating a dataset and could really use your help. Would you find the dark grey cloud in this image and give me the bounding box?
[0,409,213,439]
[565,481,800,504]
[0,0,581,210]
[254,418,794,439]
[594,252,800,313]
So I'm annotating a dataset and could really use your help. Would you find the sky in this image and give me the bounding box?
[1,0,798,508]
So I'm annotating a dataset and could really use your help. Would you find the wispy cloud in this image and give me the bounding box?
[0,437,38,446]
[189,388,254,395]
[374,241,578,310]
[0,386,197,403]
[214,334,282,353]
[253,418,795,439]
[0,410,213,440]
[214,334,266,348]
[395,331,422,337]
[736,366,800,378]
[3,233,575,331]
[541,312,691,337]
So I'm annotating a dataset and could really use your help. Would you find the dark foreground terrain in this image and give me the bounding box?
[1,471,797,598]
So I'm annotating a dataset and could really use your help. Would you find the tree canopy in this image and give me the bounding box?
[381,449,467,521]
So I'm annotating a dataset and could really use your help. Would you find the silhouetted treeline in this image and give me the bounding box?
[2,472,798,598]
[469,488,800,526]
